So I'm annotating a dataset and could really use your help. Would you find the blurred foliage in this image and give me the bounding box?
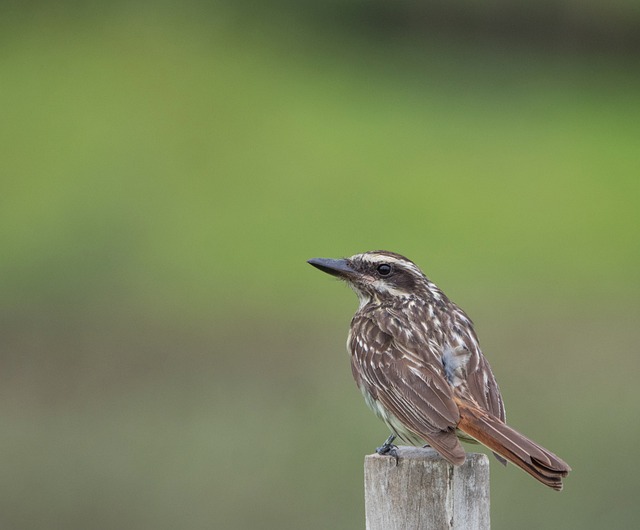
[0,2,639,529]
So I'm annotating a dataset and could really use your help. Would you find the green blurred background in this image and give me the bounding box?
[1,1,639,528]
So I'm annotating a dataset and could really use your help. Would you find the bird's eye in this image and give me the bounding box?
[377,264,392,276]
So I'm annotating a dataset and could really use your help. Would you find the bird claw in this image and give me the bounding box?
[376,434,399,465]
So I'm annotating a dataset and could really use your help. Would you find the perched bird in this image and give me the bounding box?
[308,250,570,490]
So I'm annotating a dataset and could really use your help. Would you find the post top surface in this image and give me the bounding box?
[365,445,489,464]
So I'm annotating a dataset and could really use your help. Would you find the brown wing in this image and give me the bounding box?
[449,312,508,464]
[350,312,466,465]
[467,355,506,421]
[455,323,506,422]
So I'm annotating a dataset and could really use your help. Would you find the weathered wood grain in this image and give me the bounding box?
[364,446,490,530]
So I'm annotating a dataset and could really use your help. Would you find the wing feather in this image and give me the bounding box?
[350,313,465,464]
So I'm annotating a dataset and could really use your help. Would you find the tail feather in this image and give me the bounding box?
[455,398,571,491]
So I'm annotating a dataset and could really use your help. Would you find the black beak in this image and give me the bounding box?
[307,257,355,278]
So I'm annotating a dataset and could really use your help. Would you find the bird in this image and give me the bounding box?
[307,250,570,490]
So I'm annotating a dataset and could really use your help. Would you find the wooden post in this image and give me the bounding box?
[364,446,490,530]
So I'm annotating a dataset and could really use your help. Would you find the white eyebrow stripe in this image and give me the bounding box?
[351,254,405,265]
[351,253,423,277]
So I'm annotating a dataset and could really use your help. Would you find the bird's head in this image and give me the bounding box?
[308,250,436,306]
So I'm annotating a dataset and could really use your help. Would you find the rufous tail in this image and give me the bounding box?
[455,398,571,491]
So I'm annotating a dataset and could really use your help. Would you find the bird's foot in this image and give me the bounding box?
[376,434,399,465]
